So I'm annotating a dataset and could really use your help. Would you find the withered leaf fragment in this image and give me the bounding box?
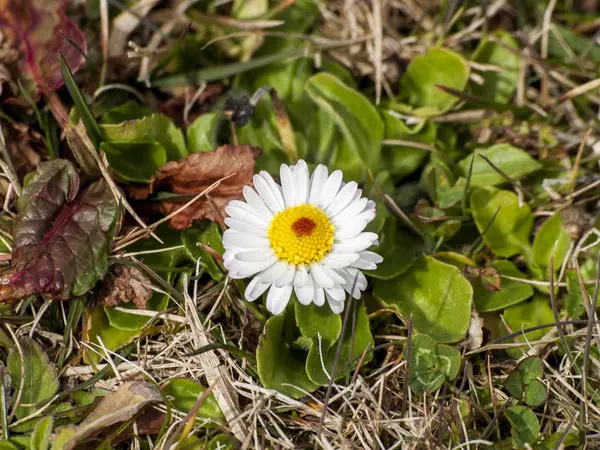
[0,160,119,302]
[99,264,152,309]
[0,0,87,96]
[151,144,262,230]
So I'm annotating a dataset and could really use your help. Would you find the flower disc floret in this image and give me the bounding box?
[268,204,334,265]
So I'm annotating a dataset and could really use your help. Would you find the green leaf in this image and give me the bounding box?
[524,380,547,408]
[101,114,187,161]
[473,260,534,312]
[84,305,141,365]
[31,416,54,450]
[186,113,223,153]
[506,406,540,448]
[565,268,590,319]
[408,335,461,395]
[100,100,152,124]
[162,378,225,424]
[471,31,520,103]
[381,110,435,179]
[6,160,120,301]
[504,370,524,399]
[530,213,571,281]
[7,338,59,419]
[306,72,383,181]
[256,311,319,398]
[100,141,167,183]
[501,296,554,359]
[458,144,542,187]
[399,47,470,114]
[0,441,17,450]
[294,301,342,350]
[549,24,600,64]
[369,218,420,280]
[182,223,225,281]
[305,302,373,385]
[470,187,533,258]
[208,435,234,450]
[374,254,473,343]
[519,356,544,384]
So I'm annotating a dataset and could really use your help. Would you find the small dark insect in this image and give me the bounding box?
[223,86,279,128]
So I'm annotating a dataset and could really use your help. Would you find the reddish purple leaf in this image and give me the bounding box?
[0,0,87,96]
[0,160,120,301]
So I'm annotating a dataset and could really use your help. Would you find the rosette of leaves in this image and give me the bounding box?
[504,356,547,407]
[256,300,373,398]
[408,335,461,395]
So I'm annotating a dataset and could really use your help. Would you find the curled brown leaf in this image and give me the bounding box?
[150,144,262,230]
[98,264,153,309]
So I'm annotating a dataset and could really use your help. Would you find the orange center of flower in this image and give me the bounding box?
[268,204,334,265]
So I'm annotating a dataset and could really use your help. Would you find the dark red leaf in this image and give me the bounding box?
[0,160,120,302]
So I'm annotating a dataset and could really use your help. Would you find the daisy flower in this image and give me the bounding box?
[223,160,382,315]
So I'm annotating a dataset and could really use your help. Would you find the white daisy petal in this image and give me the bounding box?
[314,285,325,306]
[327,297,344,314]
[275,264,296,288]
[325,284,345,302]
[319,170,343,209]
[335,219,368,240]
[253,174,283,214]
[340,268,368,298]
[224,218,268,237]
[322,266,346,285]
[226,200,269,225]
[293,160,309,205]
[259,261,288,283]
[354,209,377,223]
[266,284,293,315]
[351,251,383,270]
[322,252,360,269]
[294,264,309,288]
[295,271,314,305]
[280,164,295,207]
[235,248,274,262]
[228,256,277,279]
[351,259,377,270]
[309,165,328,205]
[359,251,384,264]
[310,263,335,289]
[245,277,271,302]
[243,186,273,221]
[326,181,358,216]
[332,198,368,225]
[260,171,285,210]
[332,232,378,253]
[225,205,268,230]
[222,230,270,249]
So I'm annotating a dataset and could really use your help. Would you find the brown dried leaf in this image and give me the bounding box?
[151,144,262,230]
[98,265,152,309]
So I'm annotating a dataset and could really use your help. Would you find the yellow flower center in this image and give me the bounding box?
[268,204,334,265]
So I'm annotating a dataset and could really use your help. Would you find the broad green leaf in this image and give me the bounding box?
[471,31,520,103]
[506,406,540,448]
[306,72,383,180]
[0,442,17,450]
[399,47,470,114]
[186,113,223,153]
[473,260,534,312]
[5,160,119,301]
[549,24,600,64]
[305,302,373,385]
[369,218,420,280]
[84,305,140,365]
[100,100,152,124]
[294,301,341,350]
[182,222,225,281]
[565,266,595,319]
[519,356,544,384]
[530,213,571,281]
[208,435,234,450]
[504,370,523,399]
[381,110,435,179]
[536,431,579,450]
[408,335,461,395]
[100,141,167,183]
[470,187,533,258]
[31,416,53,450]
[162,378,225,424]
[7,338,59,419]
[374,255,473,343]
[101,114,187,161]
[256,311,319,398]
[524,380,547,407]
[501,296,553,358]
[458,144,542,187]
